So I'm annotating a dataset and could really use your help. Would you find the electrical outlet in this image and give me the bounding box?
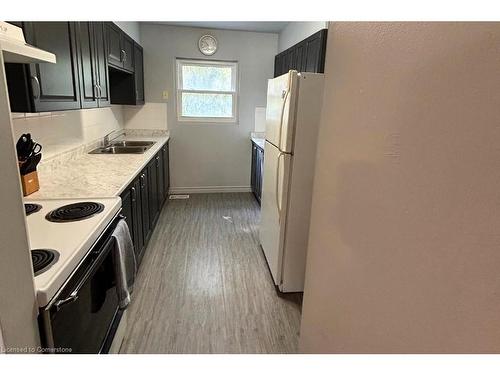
[162,90,169,100]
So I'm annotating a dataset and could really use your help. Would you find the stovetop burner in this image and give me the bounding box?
[25,203,42,216]
[31,249,59,276]
[45,202,105,223]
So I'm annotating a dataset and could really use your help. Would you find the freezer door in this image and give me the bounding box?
[265,71,298,153]
[259,140,292,287]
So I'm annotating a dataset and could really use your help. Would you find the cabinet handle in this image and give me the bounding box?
[131,187,136,202]
[123,50,127,63]
[30,76,40,100]
[140,174,146,189]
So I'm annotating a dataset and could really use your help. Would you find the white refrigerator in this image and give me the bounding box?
[259,70,325,292]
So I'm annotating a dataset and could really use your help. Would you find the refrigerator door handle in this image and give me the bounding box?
[276,151,285,222]
[277,85,291,150]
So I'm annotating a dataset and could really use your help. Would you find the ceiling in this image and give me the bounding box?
[154,22,289,33]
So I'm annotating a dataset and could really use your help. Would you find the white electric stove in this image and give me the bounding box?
[23,197,121,306]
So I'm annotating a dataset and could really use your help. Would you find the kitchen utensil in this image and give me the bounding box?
[16,133,32,161]
[28,142,42,158]
[19,153,42,175]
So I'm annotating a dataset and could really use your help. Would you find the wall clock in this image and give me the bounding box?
[198,35,218,56]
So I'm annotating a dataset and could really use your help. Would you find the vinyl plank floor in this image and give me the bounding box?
[119,193,302,354]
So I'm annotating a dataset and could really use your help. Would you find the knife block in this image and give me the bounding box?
[20,170,39,196]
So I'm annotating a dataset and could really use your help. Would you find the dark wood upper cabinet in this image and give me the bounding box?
[304,34,322,72]
[106,23,124,69]
[5,22,145,111]
[6,22,81,112]
[122,34,134,72]
[134,43,145,104]
[273,29,328,77]
[105,23,134,73]
[109,40,144,105]
[75,22,98,109]
[75,22,112,109]
[93,22,111,107]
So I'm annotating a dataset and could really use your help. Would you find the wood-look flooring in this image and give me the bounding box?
[119,193,302,354]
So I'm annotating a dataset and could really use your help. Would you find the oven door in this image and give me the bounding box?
[40,231,120,353]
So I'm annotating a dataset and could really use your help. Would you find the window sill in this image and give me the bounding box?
[177,117,238,125]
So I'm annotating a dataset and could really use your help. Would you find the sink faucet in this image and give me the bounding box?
[103,130,123,147]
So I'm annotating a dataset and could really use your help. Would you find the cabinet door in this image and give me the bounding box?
[122,34,134,72]
[296,41,307,72]
[147,158,159,227]
[132,179,144,264]
[134,43,144,103]
[255,148,261,202]
[156,152,165,208]
[304,30,328,73]
[289,47,298,70]
[120,188,135,254]
[162,142,170,199]
[93,22,111,107]
[106,23,122,69]
[305,36,321,73]
[75,22,98,109]
[274,54,282,77]
[258,148,264,201]
[139,168,151,245]
[283,50,292,74]
[24,22,81,111]
[251,143,257,195]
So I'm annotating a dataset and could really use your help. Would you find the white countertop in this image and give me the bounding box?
[28,134,169,199]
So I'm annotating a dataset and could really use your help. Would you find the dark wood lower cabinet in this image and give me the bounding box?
[147,157,159,228]
[120,143,170,269]
[139,168,151,245]
[162,142,170,201]
[251,140,264,204]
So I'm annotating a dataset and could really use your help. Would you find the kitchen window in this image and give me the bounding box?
[176,59,238,123]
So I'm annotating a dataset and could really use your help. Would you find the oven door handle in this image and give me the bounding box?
[53,235,115,312]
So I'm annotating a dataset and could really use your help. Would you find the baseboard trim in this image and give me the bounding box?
[169,186,252,194]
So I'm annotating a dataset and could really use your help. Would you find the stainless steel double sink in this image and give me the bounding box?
[89,140,156,154]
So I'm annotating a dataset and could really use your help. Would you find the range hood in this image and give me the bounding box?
[0,22,56,64]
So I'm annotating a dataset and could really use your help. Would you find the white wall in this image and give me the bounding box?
[278,22,328,52]
[114,22,141,44]
[300,23,500,353]
[139,23,278,193]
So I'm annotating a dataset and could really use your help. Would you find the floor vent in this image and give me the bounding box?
[169,194,190,200]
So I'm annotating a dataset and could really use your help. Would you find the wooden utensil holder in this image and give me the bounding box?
[18,160,40,196]
[21,171,40,196]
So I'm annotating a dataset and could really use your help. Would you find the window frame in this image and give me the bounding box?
[176,58,239,124]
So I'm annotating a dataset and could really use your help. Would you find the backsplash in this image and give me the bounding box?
[11,106,125,161]
[10,103,168,163]
[122,102,168,130]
